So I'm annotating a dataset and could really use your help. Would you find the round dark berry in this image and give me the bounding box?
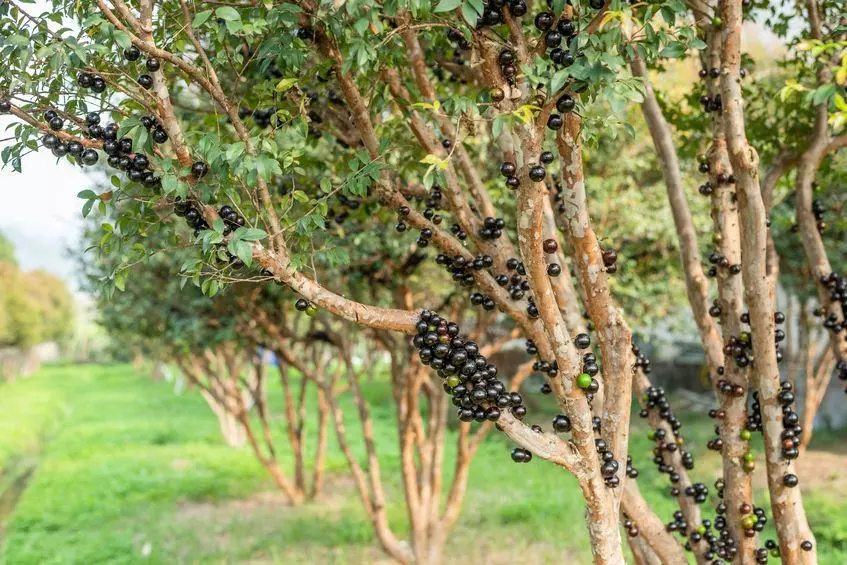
[191,161,209,177]
[534,11,553,31]
[557,94,575,113]
[124,46,141,61]
[42,134,59,148]
[137,74,154,89]
[528,164,546,182]
[48,117,64,131]
[146,58,161,72]
[552,414,572,432]
[547,114,563,130]
[152,128,169,143]
[500,162,516,177]
[91,76,107,93]
[80,148,99,166]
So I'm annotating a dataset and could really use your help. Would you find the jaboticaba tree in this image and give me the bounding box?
[2,0,845,563]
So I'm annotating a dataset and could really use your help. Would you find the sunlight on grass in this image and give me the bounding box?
[0,364,845,564]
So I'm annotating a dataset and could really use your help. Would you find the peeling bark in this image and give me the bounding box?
[719,2,816,561]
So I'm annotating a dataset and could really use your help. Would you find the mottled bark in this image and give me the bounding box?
[719,2,816,561]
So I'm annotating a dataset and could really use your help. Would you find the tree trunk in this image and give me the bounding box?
[199,389,246,448]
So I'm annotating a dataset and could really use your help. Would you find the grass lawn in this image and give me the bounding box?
[0,364,845,564]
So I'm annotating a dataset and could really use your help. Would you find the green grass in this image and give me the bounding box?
[0,364,845,564]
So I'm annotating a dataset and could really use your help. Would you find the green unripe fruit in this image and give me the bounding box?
[697,525,706,535]
[305,304,318,317]
[446,375,461,388]
[744,452,754,462]
[740,429,752,440]
[576,373,593,389]
[647,431,657,441]
[712,16,722,28]
[741,514,757,529]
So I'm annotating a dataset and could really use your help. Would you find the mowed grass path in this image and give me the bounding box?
[0,364,846,564]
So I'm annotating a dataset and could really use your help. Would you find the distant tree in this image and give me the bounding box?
[0,231,16,266]
[0,236,74,379]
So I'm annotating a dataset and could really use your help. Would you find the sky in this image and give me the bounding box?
[0,116,93,292]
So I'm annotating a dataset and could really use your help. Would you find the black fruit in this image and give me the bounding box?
[48,117,64,131]
[91,76,107,93]
[574,333,591,349]
[67,141,83,155]
[77,73,93,88]
[137,74,153,89]
[42,134,58,148]
[528,164,546,182]
[557,94,575,113]
[534,11,553,30]
[124,46,141,61]
[192,161,209,177]
[547,114,563,129]
[508,0,527,17]
[152,128,169,143]
[545,31,562,48]
[133,154,149,170]
[552,414,572,432]
[103,140,119,155]
[81,149,99,166]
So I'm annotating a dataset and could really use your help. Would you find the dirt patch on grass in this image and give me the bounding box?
[175,474,356,522]
[794,450,847,495]
[749,448,847,496]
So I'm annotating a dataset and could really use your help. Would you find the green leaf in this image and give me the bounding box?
[114,269,127,292]
[689,38,707,50]
[812,83,836,106]
[192,9,213,27]
[275,78,298,94]
[113,31,132,51]
[659,42,686,58]
[434,0,461,12]
[78,189,97,199]
[82,199,94,218]
[215,7,240,21]
[235,227,267,242]
[228,239,253,267]
[461,2,480,27]
[550,69,570,94]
